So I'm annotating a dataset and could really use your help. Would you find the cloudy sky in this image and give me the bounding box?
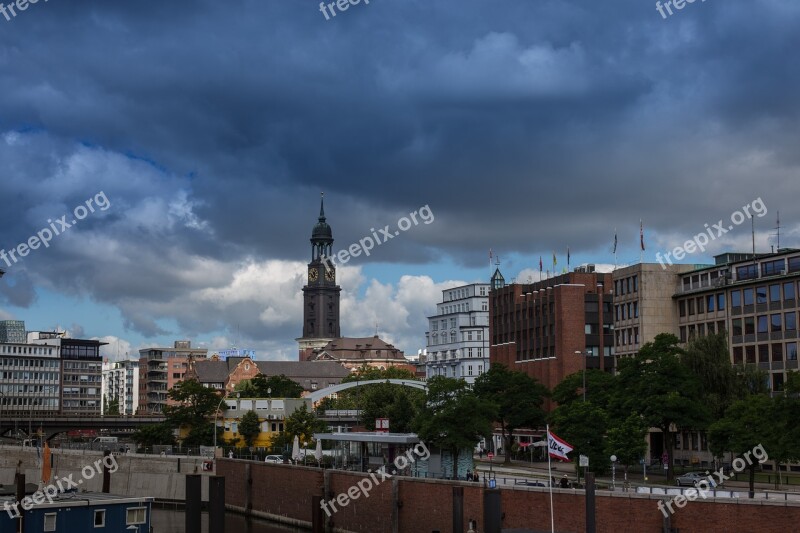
[1,0,798,360]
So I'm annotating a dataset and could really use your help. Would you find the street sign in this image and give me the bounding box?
[579,455,589,467]
[488,452,494,460]
[663,463,668,470]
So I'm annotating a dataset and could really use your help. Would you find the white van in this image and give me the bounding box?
[93,436,119,444]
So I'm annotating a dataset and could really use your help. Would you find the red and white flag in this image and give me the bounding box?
[547,429,573,461]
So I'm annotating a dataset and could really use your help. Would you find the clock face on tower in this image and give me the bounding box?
[325,268,335,282]
[308,268,319,283]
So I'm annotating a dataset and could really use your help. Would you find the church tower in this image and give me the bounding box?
[297,193,341,360]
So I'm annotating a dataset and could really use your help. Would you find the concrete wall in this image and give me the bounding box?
[219,458,800,533]
[0,445,210,502]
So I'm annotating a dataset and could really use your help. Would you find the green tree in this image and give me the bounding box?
[132,423,176,448]
[164,379,225,429]
[611,334,709,481]
[681,332,739,419]
[474,364,548,465]
[271,403,328,452]
[233,379,258,397]
[359,383,425,433]
[248,373,304,398]
[708,395,776,498]
[181,422,218,447]
[413,376,496,478]
[551,369,617,409]
[238,410,262,447]
[604,415,648,483]
[104,395,120,416]
[342,365,418,382]
[549,401,608,478]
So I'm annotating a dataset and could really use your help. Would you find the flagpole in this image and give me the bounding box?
[547,424,555,533]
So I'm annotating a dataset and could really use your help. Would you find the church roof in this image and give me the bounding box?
[311,193,333,241]
[311,336,406,362]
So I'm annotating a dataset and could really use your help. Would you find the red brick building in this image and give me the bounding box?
[489,266,614,397]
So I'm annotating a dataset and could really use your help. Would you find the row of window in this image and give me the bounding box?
[0,371,59,380]
[679,322,727,342]
[447,287,486,301]
[0,345,55,355]
[731,282,797,307]
[0,384,59,394]
[614,275,638,296]
[732,343,798,364]
[616,328,640,346]
[427,348,485,361]
[0,358,58,368]
[737,256,800,281]
[731,313,798,335]
[428,364,484,378]
[615,302,639,321]
[679,293,727,317]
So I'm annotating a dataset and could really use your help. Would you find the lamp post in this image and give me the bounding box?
[574,350,590,402]
[610,455,617,491]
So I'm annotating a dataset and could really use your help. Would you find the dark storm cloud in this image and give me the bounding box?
[1,0,799,342]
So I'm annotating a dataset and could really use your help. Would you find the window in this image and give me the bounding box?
[44,513,57,532]
[733,347,743,364]
[94,510,106,527]
[770,284,781,303]
[633,275,638,292]
[679,301,686,317]
[788,343,798,361]
[744,317,755,335]
[731,290,741,308]
[633,301,639,318]
[759,344,770,363]
[126,507,147,525]
[789,256,800,273]
[780,282,795,302]
[771,314,782,332]
[697,297,704,314]
[707,295,715,312]
[737,264,758,280]
[743,288,754,306]
[717,293,725,311]
[761,259,784,277]
[746,345,756,363]
[756,286,768,304]
[757,315,768,333]
[786,312,797,331]
[688,299,695,316]
[772,343,783,362]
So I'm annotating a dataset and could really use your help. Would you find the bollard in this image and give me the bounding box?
[585,472,596,533]
[185,475,202,533]
[102,450,111,493]
[209,475,226,533]
[484,489,501,533]
[15,473,25,533]
[452,486,464,533]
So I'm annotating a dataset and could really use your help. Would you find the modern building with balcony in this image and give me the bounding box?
[424,283,490,383]
[101,359,140,415]
[138,340,208,413]
[27,332,105,416]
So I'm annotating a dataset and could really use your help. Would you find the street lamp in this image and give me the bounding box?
[574,350,590,402]
[610,454,617,491]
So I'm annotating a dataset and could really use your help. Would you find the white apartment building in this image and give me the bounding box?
[424,283,490,384]
[101,359,140,415]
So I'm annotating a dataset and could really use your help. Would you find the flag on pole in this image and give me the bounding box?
[640,219,645,251]
[547,429,574,461]
[567,246,570,269]
[612,229,618,254]
[552,252,557,269]
[539,256,543,273]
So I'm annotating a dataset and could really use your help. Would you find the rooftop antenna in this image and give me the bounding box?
[774,210,781,251]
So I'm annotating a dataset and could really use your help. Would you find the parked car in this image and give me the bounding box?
[265,455,283,464]
[675,472,707,487]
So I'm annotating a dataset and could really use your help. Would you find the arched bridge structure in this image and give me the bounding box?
[308,379,428,403]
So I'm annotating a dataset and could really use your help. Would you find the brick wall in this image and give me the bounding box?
[219,460,800,532]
